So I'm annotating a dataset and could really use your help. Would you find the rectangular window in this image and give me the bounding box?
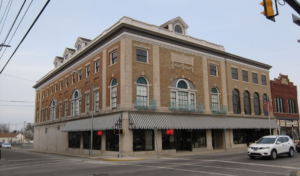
[233,129,245,144]
[136,49,148,63]
[288,99,296,113]
[65,101,68,118]
[162,129,175,150]
[60,80,63,90]
[86,65,90,77]
[231,68,238,80]
[83,131,101,150]
[50,87,53,95]
[65,77,69,87]
[42,91,45,99]
[170,91,176,109]
[210,65,217,76]
[95,91,99,112]
[275,97,284,113]
[106,130,119,151]
[47,89,49,97]
[111,50,117,65]
[133,129,154,151]
[252,73,258,84]
[192,130,207,148]
[95,60,100,73]
[261,75,267,85]
[242,70,248,82]
[41,109,44,122]
[69,132,81,148]
[111,87,117,109]
[55,84,57,93]
[178,91,188,110]
[72,74,75,84]
[37,94,40,101]
[190,93,195,109]
[46,108,48,120]
[78,70,82,81]
[59,103,62,119]
[85,93,90,114]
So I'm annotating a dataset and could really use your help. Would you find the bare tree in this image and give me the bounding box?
[0,124,9,133]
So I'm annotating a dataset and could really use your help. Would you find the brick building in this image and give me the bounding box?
[270,74,299,141]
[33,17,279,156]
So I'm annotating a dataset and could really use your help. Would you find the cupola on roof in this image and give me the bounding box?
[160,16,189,35]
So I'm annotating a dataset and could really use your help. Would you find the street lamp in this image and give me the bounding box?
[72,71,94,156]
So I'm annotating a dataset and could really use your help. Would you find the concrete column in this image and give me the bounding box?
[206,129,213,150]
[121,112,133,156]
[152,44,161,108]
[227,95,233,114]
[250,97,255,115]
[240,96,245,114]
[220,61,228,108]
[102,50,107,111]
[224,129,231,149]
[120,37,133,109]
[156,130,162,154]
[202,57,210,113]
[80,132,83,154]
[101,130,106,154]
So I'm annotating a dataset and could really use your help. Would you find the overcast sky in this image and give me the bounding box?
[0,0,299,130]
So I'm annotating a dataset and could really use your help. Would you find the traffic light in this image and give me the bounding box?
[260,0,279,22]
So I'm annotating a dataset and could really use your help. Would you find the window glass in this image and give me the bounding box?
[77,44,81,50]
[252,73,258,84]
[232,89,241,114]
[137,78,148,107]
[112,79,117,86]
[137,77,147,84]
[192,130,206,148]
[69,132,80,148]
[233,129,245,144]
[83,131,101,150]
[178,91,188,110]
[210,65,217,76]
[111,79,117,109]
[275,97,284,113]
[231,68,238,80]
[95,60,100,73]
[86,65,90,77]
[133,129,154,151]
[111,50,117,64]
[253,93,261,115]
[136,49,147,63]
[243,91,251,115]
[95,91,99,112]
[85,93,90,113]
[212,88,219,110]
[177,80,187,89]
[106,130,119,151]
[263,94,269,116]
[162,129,175,150]
[175,25,183,34]
[261,75,267,85]
[242,70,248,82]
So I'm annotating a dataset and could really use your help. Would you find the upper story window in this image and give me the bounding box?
[86,65,90,77]
[252,73,258,84]
[36,109,39,122]
[60,80,63,90]
[211,88,219,110]
[175,25,183,34]
[288,99,296,113]
[55,62,58,67]
[85,93,90,114]
[77,44,81,51]
[232,89,241,114]
[72,74,75,84]
[94,90,99,112]
[210,65,217,76]
[46,89,49,97]
[136,77,148,106]
[261,75,267,85]
[231,68,238,80]
[111,50,117,65]
[136,49,148,63]
[71,90,81,117]
[275,97,284,113]
[78,70,82,81]
[111,78,118,109]
[242,70,248,82]
[50,86,53,95]
[253,92,261,115]
[263,94,269,116]
[42,91,45,99]
[65,54,69,60]
[95,60,100,73]
[243,91,251,115]
[37,94,40,102]
[65,77,69,87]
[50,99,56,121]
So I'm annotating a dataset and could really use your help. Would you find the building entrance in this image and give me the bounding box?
[212,129,224,149]
[175,130,192,151]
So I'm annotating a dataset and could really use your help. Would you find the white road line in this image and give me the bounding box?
[161,158,300,170]
[143,162,289,175]
[0,159,81,169]
[6,157,66,161]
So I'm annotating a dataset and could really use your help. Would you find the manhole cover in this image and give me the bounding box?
[93,174,109,176]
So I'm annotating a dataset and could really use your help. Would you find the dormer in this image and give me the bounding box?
[63,48,75,61]
[53,56,64,68]
[74,37,91,52]
[160,16,189,35]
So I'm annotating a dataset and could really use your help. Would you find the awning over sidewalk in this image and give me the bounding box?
[62,113,121,132]
[129,112,280,130]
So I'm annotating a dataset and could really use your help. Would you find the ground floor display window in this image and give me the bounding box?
[133,129,154,151]
[162,129,175,150]
[233,129,271,146]
[69,132,80,148]
[192,130,206,148]
[106,130,119,151]
[83,131,101,150]
[280,127,299,140]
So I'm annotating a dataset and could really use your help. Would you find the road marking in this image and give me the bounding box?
[0,159,81,169]
[0,160,80,170]
[6,157,65,161]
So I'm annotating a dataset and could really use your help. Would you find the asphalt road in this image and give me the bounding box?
[1,148,300,176]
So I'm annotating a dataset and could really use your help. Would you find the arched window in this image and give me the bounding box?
[111,78,117,109]
[170,79,196,110]
[243,91,251,115]
[77,44,81,51]
[262,94,269,116]
[50,99,56,121]
[175,25,183,34]
[211,88,219,110]
[232,89,241,114]
[71,90,81,117]
[253,92,261,115]
[136,77,148,106]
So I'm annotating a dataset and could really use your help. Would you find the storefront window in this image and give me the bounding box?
[233,129,245,144]
[69,132,81,148]
[83,131,101,150]
[133,129,154,151]
[106,130,119,151]
[192,130,206,148]
[162,129,175,150]
[233,129,271,145]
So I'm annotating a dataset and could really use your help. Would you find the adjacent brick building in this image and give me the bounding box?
[33,17,280,156]
[270,74,299,141]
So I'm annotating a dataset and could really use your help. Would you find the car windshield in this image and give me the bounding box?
[256,137,276,144]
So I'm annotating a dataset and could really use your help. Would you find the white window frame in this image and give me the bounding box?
[50,100,56,121]
[85,93,90,114]
[211,87,219,110]
[59,102,62,120]
[64,101,68,118]
[95,60,100,73]
[60,81,63,90]
[86,65,90,77]
[72,74,75,84]
[210,64,218,76]
[78,70,82,81]
[136,77,149,106]
[36,109,39,122]
[110,79,118,109]
[110,50,117,65]
[94,91,99,112]
[71,90,81,117]
[136,48,148,63]
[65,77,69,87]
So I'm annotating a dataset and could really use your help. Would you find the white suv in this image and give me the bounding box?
[248,135,295,160]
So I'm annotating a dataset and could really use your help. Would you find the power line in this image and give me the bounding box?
[0,0,3,15]
[0,100,34,103]
[0,0,12,38]
[0,0,50,74]
[0,0,26,52]
[0,73,36,82]
[0,0,33,60]
[0,0,10,27]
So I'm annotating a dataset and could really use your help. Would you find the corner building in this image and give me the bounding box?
[33,17,279,156]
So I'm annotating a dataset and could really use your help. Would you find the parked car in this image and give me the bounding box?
[296,142,300,153]
[2,143,11,149]
[248,135,295,160]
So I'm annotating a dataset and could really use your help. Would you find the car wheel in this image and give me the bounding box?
[288,148,294,157]
[249,156,255,159]
[270,150,277,160]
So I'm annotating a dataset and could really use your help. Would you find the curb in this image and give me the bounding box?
[91,157,146,161]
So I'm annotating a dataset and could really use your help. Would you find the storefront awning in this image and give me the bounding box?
[62,113,121,132]
[129,112,280,130]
